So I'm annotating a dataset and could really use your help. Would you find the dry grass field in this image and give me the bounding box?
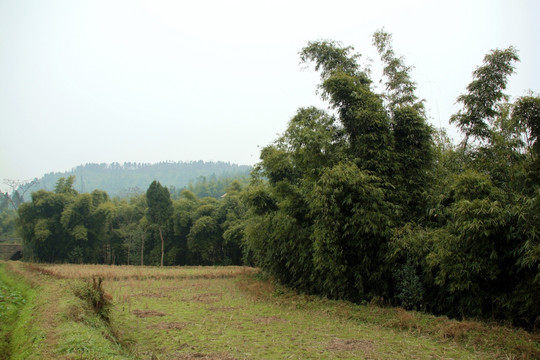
[26,263,257,281]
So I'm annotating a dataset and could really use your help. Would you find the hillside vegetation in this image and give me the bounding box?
[33,161,251,198]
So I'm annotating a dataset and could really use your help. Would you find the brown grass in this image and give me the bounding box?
[438,319,485,341]
[25,263,259,281]
[394,307,420,331]
[235,275,275,300]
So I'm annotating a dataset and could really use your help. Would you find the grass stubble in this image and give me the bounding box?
[0,262,538,359]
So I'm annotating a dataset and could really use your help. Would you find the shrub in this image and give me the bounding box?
[394,258,424,310]
[73,277,111,321]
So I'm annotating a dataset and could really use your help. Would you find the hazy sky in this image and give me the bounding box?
[1,0,538,189]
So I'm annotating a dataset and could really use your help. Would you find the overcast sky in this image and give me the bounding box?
[1,0,538,189]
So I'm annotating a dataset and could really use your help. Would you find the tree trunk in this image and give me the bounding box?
[140,233,145,266]
[159,225,164,267]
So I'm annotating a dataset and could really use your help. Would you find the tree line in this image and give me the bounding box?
[14,31,540,328]
[17,176,245,266]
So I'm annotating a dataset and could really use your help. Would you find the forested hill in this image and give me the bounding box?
[34,161,252,197]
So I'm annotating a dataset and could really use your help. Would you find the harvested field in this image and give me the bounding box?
[2,262,538,359]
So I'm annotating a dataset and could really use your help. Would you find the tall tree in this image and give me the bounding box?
[450,47,519,146]
[146,180,173,266]
[372,29,434,221]
[245,33,429,302]
[512,95,540,187]
[300,40,393,177]
[372,29,423,112]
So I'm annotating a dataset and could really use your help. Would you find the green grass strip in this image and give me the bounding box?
[0,262,36,360]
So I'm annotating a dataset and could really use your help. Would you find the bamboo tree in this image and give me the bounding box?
[146,181,173,266]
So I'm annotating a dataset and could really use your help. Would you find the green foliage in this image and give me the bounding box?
[394,258,424,311]
[72,277,111,321]
[243,33,540,329]
[432,189,507,295]
[0,209,17,239]
[0,193,9,213]
[515,189,540,275]
[310,162,393,301]
[146,180,173,266]
[372,29,423,111]
[244,33,434,306]
[17,174,249,267]
[18,187,70,262]
[450,47,519,143]
[513,95,540,186]
[145,181,173,227]
[218,182,247,265]
[281,107,344,177]
[181,175,249,199]
[322,72,394,175]
[298,39,363,83]
[513,95,540,154]
[243,183,278,216]
[187,216,220,264]
[301,41,393,177]
[392,106,434,220]
[18,178,124,263]
[371,30,435,220]
[54,175,78,195]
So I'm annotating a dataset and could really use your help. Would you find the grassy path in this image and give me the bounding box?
[0,264,26,359]
[1,262,538,359]
[0,262,133,359]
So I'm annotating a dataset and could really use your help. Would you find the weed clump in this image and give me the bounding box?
[73,277,112,321]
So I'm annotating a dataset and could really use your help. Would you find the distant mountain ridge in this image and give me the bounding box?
[33,161,252,197]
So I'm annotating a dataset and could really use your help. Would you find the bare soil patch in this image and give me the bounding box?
[132,309,167,318]
[252,316,288,324]
[147,322,189,330]
[326,338,376,353]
